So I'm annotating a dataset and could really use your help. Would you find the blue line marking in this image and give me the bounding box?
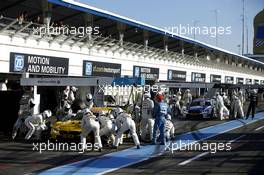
[39,112,264,175]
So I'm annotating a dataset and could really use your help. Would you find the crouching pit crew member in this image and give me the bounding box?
[24,110,52,140]
[112,108,140,149]
[80,108,102,152]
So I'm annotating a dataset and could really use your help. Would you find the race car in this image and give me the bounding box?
[50,107,112,140]
[186,98,215,119]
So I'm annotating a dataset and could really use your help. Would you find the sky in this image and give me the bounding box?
[78,0,264,54]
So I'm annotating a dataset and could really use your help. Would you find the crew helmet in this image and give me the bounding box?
[86,93,93,101]
[43,110,52,118]
[166,114,172,120]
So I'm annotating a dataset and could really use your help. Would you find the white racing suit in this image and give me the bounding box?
[232,95,244,119]
[68,90,75,104]
[98,114,116,144]
[12,105,34,139]
[24,114,47,140]
[80,111,102,150]
[113,113,140,147]
[216,95,229,120]
[172,95,182,117]
[62,89,75,106]
[85,101,94,110]
[127,104,141,123]
[176,95,182,110]
[238,92,245,109]
[165,119,175,141]
[141,98,155,141]
[183,93,192,109]
[223,94,230,108]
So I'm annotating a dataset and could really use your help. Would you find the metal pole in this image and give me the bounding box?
[246,18,249,54]
[215,11,218,47]
[242,0,245,55]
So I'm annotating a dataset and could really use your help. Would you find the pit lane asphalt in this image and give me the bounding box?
[107,118,264,175]
[0,117,226,175]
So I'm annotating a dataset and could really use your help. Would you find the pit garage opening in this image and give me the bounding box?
[20,77,114,114]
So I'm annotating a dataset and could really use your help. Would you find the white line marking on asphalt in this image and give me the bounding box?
[255,125,264,131]
[228,134,246,143]
[178,152,209,166]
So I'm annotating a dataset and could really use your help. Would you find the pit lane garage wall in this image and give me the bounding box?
[0,36,263,83]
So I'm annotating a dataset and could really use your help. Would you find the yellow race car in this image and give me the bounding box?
[50,107,113,140]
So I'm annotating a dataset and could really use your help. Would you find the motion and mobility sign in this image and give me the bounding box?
[83,60,121,77]
[133,66,159,80]
[210,74,221,83]
[10,52,69,75]
[236,77,244,84]
[225,76,234,84]
[191,72,205,82]
[167,69,186,81]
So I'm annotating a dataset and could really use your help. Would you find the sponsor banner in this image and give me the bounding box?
[225,76,234,84]
[83,60,121,77]
[167,69,186,81]
[210,74,221,83]
[254,79,260,85]
[191,72,205,82]
[20,77,113,86]
[246,78,252,84]
[236,77,244,84]
[10,52,69,75]
[133,66,159,80]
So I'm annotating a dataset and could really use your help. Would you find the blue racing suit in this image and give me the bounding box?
[152,101,168,145]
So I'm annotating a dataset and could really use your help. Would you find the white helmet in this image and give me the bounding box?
[98,110,106,116]
[166,114,172,120]
[144,93,151,98]
[64,103,71,109]
[177,91,181,95]
[186,89,190,93]
[111,107,123,117]
[65,86,70,91]
[222,92,226,96]
[86,93,93,101]
[64,103,71,111]
[71,86,78,92]
[82,108,92,116]
[28,98,35,106]
[43,110,52,118]
[106,113,115,120]
[215,92,220,96]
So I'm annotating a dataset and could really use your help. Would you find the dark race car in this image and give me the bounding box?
[186,98,215,119]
